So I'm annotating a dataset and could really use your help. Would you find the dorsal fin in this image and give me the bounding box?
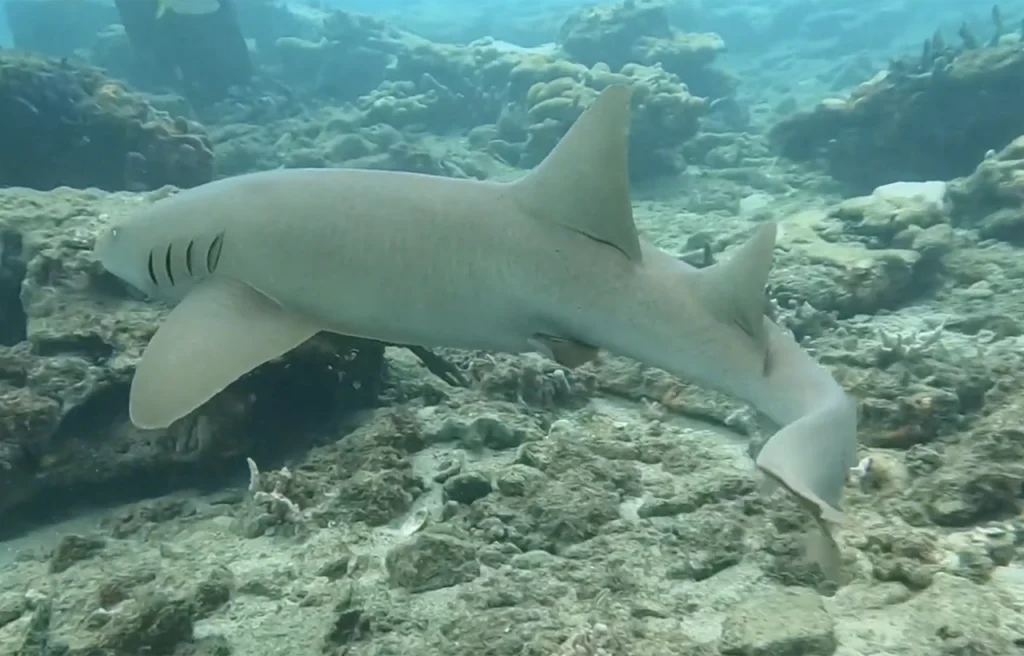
[697,222,777,344]
[512,85,642,262]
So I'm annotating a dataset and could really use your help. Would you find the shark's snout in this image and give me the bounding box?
[93,222,154,298]
[93,224,126,276]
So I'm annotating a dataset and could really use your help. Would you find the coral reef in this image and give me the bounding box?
[671,0,927,57]
[75,3,727,181]
[557,0,737,100]
[769,33,1024,193]
[500,53,706,175]
[0,51,215,192]
[946,134,1024,243]
[274,11,400,104]
[200,8,709,180]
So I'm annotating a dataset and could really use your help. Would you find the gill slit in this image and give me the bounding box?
[207,232,224,273]
[164,243,175,286]
[146,250,158,287]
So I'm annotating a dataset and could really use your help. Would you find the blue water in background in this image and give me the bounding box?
[0,0,1019,54]
[0,10,11,46]
[300,0,1015,61]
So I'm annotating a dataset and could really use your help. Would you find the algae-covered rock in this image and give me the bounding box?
[0,51,214,192]
[947,134,1024,244]
[771,208,928,317]
[719,587,837,655]
[385,530,481,592]
[506,56,706,176]
[213,8,707,182]
[557,0,736,100]
[831,181,954,264]
[770,42,1024,193]
[912,398,1024,528]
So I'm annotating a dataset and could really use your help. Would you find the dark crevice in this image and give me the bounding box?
[0,339,389,539]
[0,392,359,540]
[0,230,28,346]
[49,382,130,444]
[0,452,260,540]
[33,333,115,360]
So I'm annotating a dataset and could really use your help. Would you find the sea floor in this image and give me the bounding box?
[1,182,1023,656]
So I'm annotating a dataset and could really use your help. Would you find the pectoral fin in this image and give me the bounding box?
[530,334,599,368]
[129,277,321,429]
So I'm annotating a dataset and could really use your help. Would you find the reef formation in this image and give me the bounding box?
[198,2,729,179]
[64,1,744,181]
[770,12,1024,192]
[0,51,215,192]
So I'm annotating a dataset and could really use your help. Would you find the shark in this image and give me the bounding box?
[94,85,858,579]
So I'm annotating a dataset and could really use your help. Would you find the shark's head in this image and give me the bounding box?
[94,219,161,298]
[93,202,227,301]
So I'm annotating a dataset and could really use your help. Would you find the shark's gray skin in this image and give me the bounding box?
[94,85,857,579]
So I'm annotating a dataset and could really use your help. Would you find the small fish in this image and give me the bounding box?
[398,508,429,538]
[156,0,221,19]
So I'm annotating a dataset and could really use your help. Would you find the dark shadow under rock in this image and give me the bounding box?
[0,333,387,538]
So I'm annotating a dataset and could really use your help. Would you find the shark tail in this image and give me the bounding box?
[756,391,859,523]
[803,516,844,585]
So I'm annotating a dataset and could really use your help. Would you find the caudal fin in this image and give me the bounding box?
[804,516,844,585]
[755,391,858,523]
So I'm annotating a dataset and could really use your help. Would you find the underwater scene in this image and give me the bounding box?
[1,0,1024,654]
